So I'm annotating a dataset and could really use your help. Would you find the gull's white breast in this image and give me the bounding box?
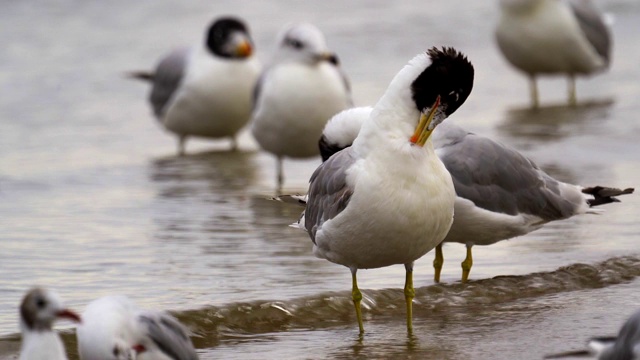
[164,47,261,138]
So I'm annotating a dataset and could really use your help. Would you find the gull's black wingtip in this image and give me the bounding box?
[543,349,593,359]
[583,186,635,207]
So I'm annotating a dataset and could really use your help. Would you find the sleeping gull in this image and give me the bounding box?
[495,0,612,108]
[19,287,81,360]
[77,295,198,360]
[544,309,640,359]
[251,23,352,193]
[129,16,260,155]
[299,47,474,333]
[316,109,634,283]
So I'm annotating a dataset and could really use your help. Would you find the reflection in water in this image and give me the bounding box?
[150,150,258,194]
[497,99,614,146]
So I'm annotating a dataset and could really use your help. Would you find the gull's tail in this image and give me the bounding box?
[270,194,307,207]
[583,186,634,207]
[269,194,307,229]
[125,71,155,82]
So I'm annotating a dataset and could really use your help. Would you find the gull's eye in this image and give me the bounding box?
[35,297,47,309]
[286,37,304,49]
[448,90,460,103]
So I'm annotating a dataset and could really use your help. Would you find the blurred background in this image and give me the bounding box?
[1,0,639,359]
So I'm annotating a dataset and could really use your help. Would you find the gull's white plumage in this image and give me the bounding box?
[77,295,198,360]
[163,45,260,140]
[312,54,455,269]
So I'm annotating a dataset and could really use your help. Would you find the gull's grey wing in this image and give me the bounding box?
[138,312,198,360]
[251,69,267,112]
[337,66,354,107]
[434,122,579,220]
[149,47,190,118]
[304,147,357,243]
[565,0,611,64]
[327,55,353,106]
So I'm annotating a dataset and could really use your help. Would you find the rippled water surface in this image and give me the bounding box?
[1,1,639,359]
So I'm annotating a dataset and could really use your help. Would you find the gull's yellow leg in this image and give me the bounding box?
[351,268,364,334]
[404,263,415,333]
[461,245,473,283]
[433,243,444,283]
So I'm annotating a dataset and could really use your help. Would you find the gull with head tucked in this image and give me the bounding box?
[299,47,474,333]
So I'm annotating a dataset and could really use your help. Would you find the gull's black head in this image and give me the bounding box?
[411,47,474,117]
[206,17,253,59]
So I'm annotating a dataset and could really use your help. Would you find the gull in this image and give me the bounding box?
[495,0,612,108]
[544,309,640,359]
[19,287,81,360]
[251,23,352,193]
[129,16,261,155]
[298,47,474,333]
[77,295,198,360]
[317,109,634,283]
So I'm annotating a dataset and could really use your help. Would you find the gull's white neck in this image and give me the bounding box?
[353,53,431,157]
[20,329,67,360]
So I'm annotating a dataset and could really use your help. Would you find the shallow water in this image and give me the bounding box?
[1,0,640,359]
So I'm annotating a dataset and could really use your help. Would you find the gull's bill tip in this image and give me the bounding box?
[410,95,441,146]
[57,308,82,323]
[235,40,252,57]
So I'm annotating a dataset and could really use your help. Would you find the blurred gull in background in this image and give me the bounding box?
[251,23,352,193]
[495,0,612,108]
[19,288,81,360]
[129,16,260,155]
[545,309,640,359]
[77,295,198,360]
[317,105,633,284]
[298,48,474,333]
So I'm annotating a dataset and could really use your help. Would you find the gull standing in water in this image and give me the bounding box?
[318,111,633,284]
[19,287,81,360]
[129,17,260,155]
[300,47,474,333]
[77,295,198,360]
[545,309,640,359]
[495,0,612,108]
[251,23,352,193]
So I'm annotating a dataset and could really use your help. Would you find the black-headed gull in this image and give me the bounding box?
[130,16,261,155]
[19,287,81,360]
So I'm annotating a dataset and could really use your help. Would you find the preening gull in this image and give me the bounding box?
[299,47,474,333]
[495,0,612,108]
[77,295,198,360]
[19,287,81,360]
[316,110,634,283]
[251,23,352,193]
[544,309,640,359]
[129,17,261,155]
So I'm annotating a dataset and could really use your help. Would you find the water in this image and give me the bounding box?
[1,1,639,359]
